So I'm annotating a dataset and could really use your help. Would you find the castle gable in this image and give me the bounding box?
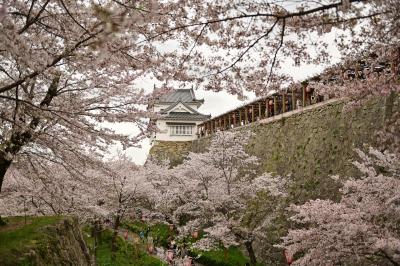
[150,88,210,143]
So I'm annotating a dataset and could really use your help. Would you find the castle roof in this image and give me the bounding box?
[157,89,204,104]
[162,112,211,121]
[160,100,210,121]
[160,100,197,114]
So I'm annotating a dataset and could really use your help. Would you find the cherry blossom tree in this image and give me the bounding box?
[0,163,99,218]
[141,158,180,224]
[2,0,399,196]
[280,148,400,265]
[95,155,155,258]
[150,0,399,97]
[147,131,290,265]
[0,0,176,193]
[0,153,156,259]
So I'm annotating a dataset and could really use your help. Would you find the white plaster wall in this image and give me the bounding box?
[153,120,203,142]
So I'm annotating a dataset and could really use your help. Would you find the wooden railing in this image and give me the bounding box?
[197,86,326,137]
[197,55,399,138]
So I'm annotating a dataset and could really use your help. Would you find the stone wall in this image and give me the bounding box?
[183,96,398,203]
[149,95,399,200]
[150,96,399,183]
[24,218,92,266]
[148,140,193,166]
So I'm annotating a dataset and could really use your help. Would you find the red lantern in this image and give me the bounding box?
[147,245,154,254]
[166,250,174,262]
[284,250,293,265]
[183,257,193,266]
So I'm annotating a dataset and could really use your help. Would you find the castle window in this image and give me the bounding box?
[170,125,193,136]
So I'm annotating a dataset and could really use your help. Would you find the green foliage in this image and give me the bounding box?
[0,216,7,226]
[149,223,172,247]
[0,216,62,266]
[82,225,95,248]
[123,221,173,248]
[190,246,262,266]
[123,220,149,234]
[123,221,257,266]
[85,228,166,266]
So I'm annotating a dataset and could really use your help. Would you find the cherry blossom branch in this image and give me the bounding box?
[206,19,279,77]
[59,0,90,35]
[309,11,388,28]
[142,0,368,44]
[26,0,37,24]
[267,18,286,84]
[0,31,100,94]
[18,0,50,34]
[378,249,400,266]
[179,23,208,69]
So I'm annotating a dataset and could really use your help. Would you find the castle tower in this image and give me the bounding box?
[149,88,210,143]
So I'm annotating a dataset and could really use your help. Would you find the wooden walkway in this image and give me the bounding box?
[197,86,330,137]
[197,55,398,137]
[257,98,340,126]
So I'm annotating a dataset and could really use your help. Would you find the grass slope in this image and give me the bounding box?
[0,216,62,266]
[84,227,167,266]
[191,246,252,266]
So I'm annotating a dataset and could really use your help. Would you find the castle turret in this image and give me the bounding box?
[149,88,210,143]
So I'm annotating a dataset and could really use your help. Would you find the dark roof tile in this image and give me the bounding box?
[161,112,211,121]
[158,89,203,103]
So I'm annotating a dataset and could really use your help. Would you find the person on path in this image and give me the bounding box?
[139,231,145,243]
[183,256,193,266]
[147,235,154,254]
[180,243,187,258]
[166,249,174,265]
[296,99,302,109]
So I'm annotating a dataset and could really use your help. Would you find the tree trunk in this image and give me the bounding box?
[384,90,396,120]
[0,75,60,194]
[245,240,257,266]
[111,215,121,261]
[0,155,12,193]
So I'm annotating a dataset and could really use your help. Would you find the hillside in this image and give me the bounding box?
[0,216,92,266]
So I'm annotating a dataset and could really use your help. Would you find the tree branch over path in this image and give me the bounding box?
[143,0,368,43]
[267,18,286,84]
[0,1,168,194]
[18,0,50,34]
[0,32,99,94]
[207,19,280,77]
